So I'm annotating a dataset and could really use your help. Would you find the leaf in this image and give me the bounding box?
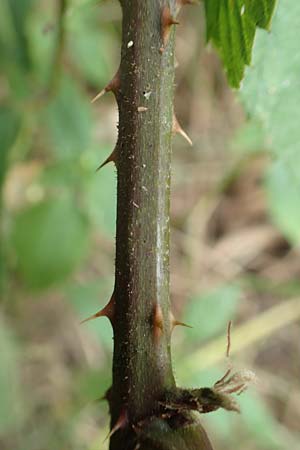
[44,76,92,161]
[265,160,300,244]
[241,2,300,157]
[240,0,300,244]
[12,196,90,289]
[183,284,241,342]
[231,120,268,155]
[204,0,277,87]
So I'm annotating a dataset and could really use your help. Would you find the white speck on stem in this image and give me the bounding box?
[143,91,152,100]
[133,201,139,208]
[241,5,245,15]
[127,40,134,48]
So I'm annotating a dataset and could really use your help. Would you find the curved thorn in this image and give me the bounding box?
[170,311,192,332]
[80,294,115,324]
[105,408,128,441]
[98,386,112,403]
[96,147,117,171]
[161,6,179,50]
[173,114,193,146]
[91,68,120,103]
[91,88,106,104]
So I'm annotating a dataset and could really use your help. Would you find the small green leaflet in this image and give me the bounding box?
[204,0,277,88]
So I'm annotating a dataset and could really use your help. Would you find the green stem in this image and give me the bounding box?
[110,0,176,447]
[109,1,216,448]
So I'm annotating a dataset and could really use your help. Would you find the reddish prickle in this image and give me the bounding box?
[81,293,115,325]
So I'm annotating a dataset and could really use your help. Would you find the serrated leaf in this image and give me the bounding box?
[12,196,90,289]
[204,0,277,87]
[240,0,300,244]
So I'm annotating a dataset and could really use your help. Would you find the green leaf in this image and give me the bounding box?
[240,0,300,244]
[241,0,300,156]
[183,284,241,342]
[204,0,277,87]
[231,120,268,155]
[44,76,92,161]
[12,196,90,289]
[265,160,300,244]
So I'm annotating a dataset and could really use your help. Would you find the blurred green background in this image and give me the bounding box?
[1,0,300,449]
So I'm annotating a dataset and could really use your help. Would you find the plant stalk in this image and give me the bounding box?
[109,1,215,449]
[110,0,176,447]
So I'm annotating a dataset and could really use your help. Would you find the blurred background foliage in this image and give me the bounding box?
[1,0,300,449]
